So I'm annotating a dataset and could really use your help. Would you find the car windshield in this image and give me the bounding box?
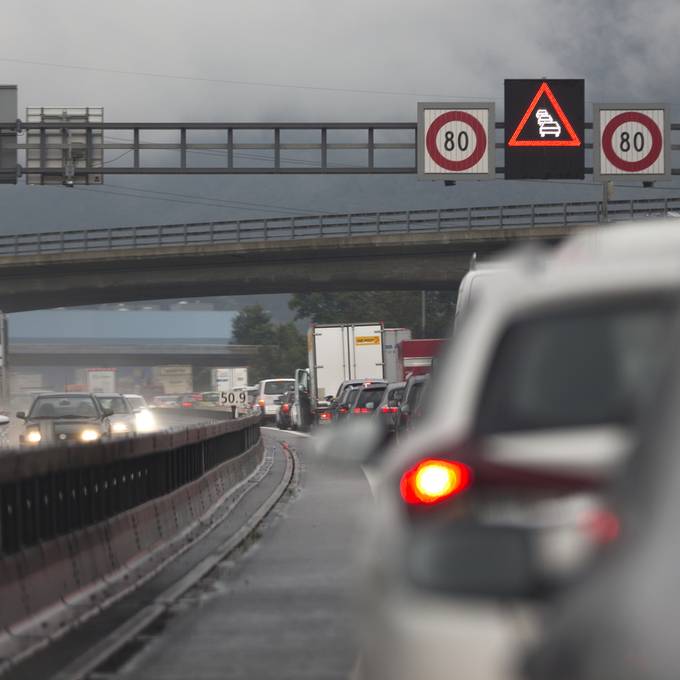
[264,381,295,395]
[476,298,677,433]
[127,397,147,410]
[356,388,386,410]
[95,396,129,414]
[29,396,98,419]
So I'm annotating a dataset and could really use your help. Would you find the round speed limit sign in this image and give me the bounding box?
[418,103,495,180]
[595,105,671,180]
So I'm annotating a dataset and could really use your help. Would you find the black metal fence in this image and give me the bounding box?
[0,197,679,257]
[0,416,260,555]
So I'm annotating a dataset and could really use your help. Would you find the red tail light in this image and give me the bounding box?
[584,508,620,545]
[339,407,348,414]
[181,401,193,408]
[319,411,332,421]
[381,406,399,414]
[400,459,472,506]
[353,407,370,414]
[282,403,290,413]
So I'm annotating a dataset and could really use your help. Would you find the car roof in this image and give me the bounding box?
[33,392,94,398]
[93,393,126,398]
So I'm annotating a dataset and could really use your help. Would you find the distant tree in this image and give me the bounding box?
[231,305,276,345]
[289,291,455,338]
[232,306,306,382]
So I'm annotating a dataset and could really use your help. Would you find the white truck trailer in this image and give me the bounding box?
[292,322,384,430]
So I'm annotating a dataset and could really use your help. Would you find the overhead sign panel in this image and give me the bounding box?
[594,104,671,181]
[0,86,17,185]
[505,79,584,179]
[418,103,495,180]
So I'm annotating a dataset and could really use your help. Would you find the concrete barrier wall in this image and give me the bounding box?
[0,416,262,634]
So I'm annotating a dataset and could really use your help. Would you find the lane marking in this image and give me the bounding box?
[262,426,310,438]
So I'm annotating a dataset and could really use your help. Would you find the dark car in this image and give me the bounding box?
[18,393,113,447]
[375,381,406,435]
[275,389,295,430]
[348,384,387,420]
[395,375,429,439]
[327,379,384,422]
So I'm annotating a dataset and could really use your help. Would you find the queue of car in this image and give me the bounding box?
[310,219,680,680]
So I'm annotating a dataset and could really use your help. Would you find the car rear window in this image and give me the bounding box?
[476,298,677,434]
[356,387,386,410]
[387,387,404,403]
[264,380,295,395]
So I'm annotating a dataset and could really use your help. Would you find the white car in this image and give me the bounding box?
[124,394,156,433]
[349,237,680,680]
[253,379,296,420]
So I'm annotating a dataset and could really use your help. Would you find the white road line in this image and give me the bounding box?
[262,426,310,438]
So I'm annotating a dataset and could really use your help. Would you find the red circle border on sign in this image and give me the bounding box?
[601,111,663,172]
[425,111,487,172]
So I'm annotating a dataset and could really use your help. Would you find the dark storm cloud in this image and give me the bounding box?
[0,0,678,232]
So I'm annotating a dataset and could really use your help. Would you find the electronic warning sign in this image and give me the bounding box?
[593,104,671,181]
[505,79,584,180]
[418,102,495,180]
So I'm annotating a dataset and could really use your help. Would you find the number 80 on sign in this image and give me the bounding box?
[594,104,671,181]
[417,102,495,180]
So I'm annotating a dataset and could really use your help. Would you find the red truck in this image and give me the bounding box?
[397,339,445,380]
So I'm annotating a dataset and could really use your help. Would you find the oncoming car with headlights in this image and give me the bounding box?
[17,393,113,446]
[94,393,137,436]
[124,394,157,433]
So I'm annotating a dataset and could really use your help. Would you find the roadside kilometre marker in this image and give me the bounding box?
[594,105,671,181]
[418,103,495,180]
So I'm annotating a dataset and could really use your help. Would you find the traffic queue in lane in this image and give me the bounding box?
[315,219,680,680]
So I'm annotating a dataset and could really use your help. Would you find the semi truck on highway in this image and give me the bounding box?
[291,322,384,430]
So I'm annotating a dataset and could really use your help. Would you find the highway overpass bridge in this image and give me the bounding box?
[0,196,676,312]
[8,341,261,367]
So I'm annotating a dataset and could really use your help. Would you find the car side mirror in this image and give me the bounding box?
[16,411,26,420]
[315,417,390,467]
[0,415,9,426]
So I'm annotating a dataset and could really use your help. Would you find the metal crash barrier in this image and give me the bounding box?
[0,414,262,635]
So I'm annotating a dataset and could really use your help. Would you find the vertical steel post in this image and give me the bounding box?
[368,127,374,169]
[180,128,187,169]
[133,129,140,169]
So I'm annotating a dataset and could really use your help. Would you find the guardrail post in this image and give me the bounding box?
[376,213,380,234]
[630,200,634,219]
[467,207,472,230]
[13,234,17,255]
[237,221,241,242]
[563,203,567,227]
[109,229,113,249]
[319,215,324,236]
[183,225,188,245]
[37,231,41,253]
[406,211,410,232]
[348,214,352,236]
[84,229,89,250]
[531,204,535,228]
[263,220,268,240]
[437,209,441,231]
[499,205,504,228]
[664,198,669,215]
[291,217,296,239]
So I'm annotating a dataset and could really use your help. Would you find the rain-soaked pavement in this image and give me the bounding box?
[121,428,371,680]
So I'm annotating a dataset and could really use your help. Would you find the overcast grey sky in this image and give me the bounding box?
[1,0,679,232]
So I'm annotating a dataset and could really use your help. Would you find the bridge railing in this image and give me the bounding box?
[1,196,679,256]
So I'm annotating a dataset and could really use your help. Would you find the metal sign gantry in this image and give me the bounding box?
[0,83,678,184]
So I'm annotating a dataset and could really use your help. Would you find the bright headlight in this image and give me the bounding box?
[111,421,129,434]
[80,429,100,442]
[25,429,42,444]
[135,409,156,433]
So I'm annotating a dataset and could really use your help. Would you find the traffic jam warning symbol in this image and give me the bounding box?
[505,79,584,180]
[594,105,671,181]
[417,103,495,180]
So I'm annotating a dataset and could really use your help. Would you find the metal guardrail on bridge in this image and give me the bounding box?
[1,197,679,257]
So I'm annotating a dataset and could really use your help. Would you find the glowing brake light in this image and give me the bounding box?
[353,407,370,414]
[338,407,348,414]
[282,403,290,413]
[400,459,472,505]
[319,411,332,421]
[381,406,399,414]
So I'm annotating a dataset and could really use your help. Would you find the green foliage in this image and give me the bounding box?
[231,305,306,382]
[288,291,455,338]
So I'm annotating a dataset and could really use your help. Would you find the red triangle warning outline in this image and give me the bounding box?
[508,82,581,147]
